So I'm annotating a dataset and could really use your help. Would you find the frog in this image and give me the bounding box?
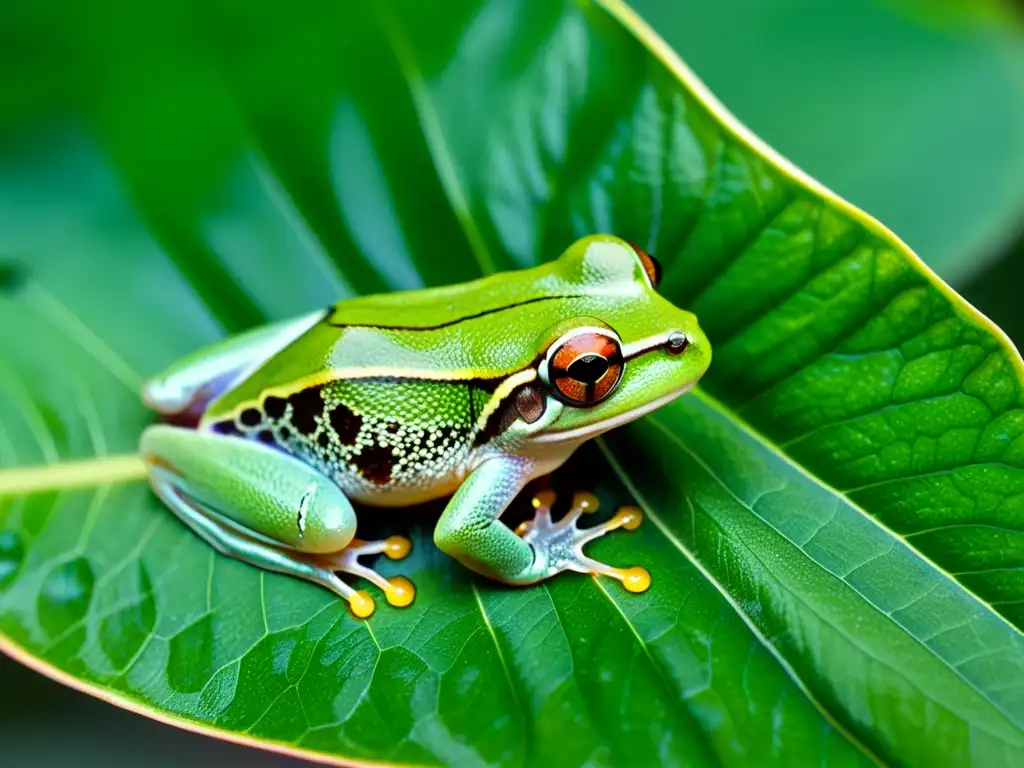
[140,234,711,618]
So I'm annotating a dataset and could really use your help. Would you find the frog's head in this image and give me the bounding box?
[527,235,711,446]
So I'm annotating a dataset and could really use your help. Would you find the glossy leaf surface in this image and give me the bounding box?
[631,0,1024,283]
[1,1,1022,766]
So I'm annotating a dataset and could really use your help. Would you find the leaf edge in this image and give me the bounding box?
[598,0,1024,378]
[0,632,419,768]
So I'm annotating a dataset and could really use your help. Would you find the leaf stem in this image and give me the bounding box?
[0,454,147,496]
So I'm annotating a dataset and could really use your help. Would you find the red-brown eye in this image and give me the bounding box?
[628,242,662,289]
[546,329,624,405]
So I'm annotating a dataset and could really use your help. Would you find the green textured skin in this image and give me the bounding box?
[140,426,356,553]
[433,456,537,579]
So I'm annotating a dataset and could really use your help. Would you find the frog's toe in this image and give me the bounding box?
[347,590,377,619]
[522,491,651,594]
[295,565,379,618]
[317,538,417,610]
[382,535,413,560]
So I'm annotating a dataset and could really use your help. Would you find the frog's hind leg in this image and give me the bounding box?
[151,476,378,617]
[143,310,324,419]
[141,424,413,618]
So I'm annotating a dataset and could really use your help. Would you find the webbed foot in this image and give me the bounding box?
[513,490,651,593]
[313,536,416,617]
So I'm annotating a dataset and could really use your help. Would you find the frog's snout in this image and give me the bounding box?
[665,330,689,355]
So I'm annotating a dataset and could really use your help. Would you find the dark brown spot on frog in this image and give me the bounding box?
[211,420,242,437]
[288,388,323,434]
[256,429,276,445]
[239,408,262,428]
[279,426,292,441]
[317,431,331,448]
[330,403,362,445]
[385,422,400,434]
[263,396,287,420]
[354,445,394,485]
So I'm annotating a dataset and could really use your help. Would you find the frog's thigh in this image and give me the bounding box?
[151,467,367,608]
[143,310,323,414]
[433,456,536,581]
[141,424,356,554]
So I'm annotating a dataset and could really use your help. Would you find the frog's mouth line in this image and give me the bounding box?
[530,382,695,445]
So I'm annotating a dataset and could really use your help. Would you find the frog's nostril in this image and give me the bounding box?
[666,331,689,355]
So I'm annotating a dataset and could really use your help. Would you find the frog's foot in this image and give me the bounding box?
[513,490,651,593]
[313,536,416,614]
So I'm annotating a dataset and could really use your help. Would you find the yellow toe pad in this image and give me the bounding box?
[348,590,376,619]
[384,535,412,560]
[385,576,416,608]
[619,567,652,594]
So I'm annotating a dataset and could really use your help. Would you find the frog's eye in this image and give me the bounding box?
[628,242,662,289]
[545,328,624,405]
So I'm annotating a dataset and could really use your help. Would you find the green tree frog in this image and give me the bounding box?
[140,235,711,618]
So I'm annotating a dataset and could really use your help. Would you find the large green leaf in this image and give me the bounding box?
[2,0,1023,765]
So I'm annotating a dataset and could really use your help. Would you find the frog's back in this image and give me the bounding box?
[210,310,536,414]
[204,254,620,422]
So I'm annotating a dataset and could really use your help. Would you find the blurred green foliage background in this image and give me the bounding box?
[1,0,1021,763]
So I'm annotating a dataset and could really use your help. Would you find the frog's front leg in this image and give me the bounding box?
[141,425,413,618]
[433,456,650,593]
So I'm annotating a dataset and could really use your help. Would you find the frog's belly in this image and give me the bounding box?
[286,420,478,508]
[337,465,469,508]
[329,445,475,507]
